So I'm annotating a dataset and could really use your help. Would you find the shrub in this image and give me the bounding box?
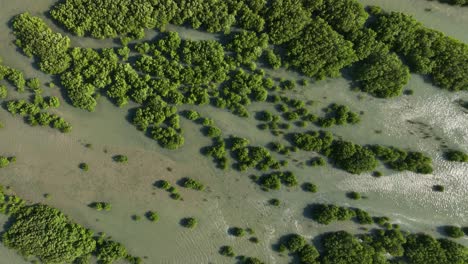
[433,185,445,192]
[181,217,197,228]
[230,227,245,237]
[444,226,464,238]
[112,155,128,163]
[445,150,468,162]
[269,198,280,206]
[181,178,205,191]
[79,163,89,171]
[219,246,235,257]
[347,191,361,200]
[302,182,318,193]
[146,211,159,222]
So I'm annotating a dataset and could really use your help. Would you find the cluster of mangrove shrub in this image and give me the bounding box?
[352,46,410,98]
[45,0,467,98]
[112,154,128,163]
[228,138,281,171]
[187,115,228,169]
[155,180,182,200]
[89,202,112,211]
[369,9,468,92]
[0,62,26,91]
[6,96,71,133]
[328,140,378,174]
[278,234,319,264]
[12,13,71,74]
[201,136,229,169]
[308,157,326,167]
[444,149,468,162]
[290,131,433,174]
[368,145,433,174]
[0,189,139,264]
[316,103,361,128]
[180,177,205,191]
[257,171,298,190]
[307,203,375,225]
[225,30,269,65]
[215,69,271,117]
[278,228,468,264]
[181,217,197,228]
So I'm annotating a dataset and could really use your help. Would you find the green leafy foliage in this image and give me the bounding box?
[12,13,71,74]
[51,0,178,38]
[371,11,468,91]
[353,48,410,98]
[258,171,298,190]
[308,203,356,225]
[181,178,205,191]
[444,150,468,162]
[328,140,378,174]
[2,204,96,263]
[181,217,197,228]
[444,226,465,238]
[320,231,381,264]
[219,245,235,257]
[285,18,357,79]
[226,31,269,64]
[264,0,311,44]
[317,0,368,34]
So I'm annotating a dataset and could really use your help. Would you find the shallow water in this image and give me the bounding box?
[0,0,467,263]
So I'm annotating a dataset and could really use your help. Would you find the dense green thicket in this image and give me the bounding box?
[2,204,95,263]
[50,0,177,38]
[353,48,410,98]
[284,18,357,80]
[0,188,140,264]
[317,0,368,34]
[370,11,468,91]
[12,13,71,74]
[328,140,378,174]
[263,0,312,44]
[277,229,468,264]
[225,30,269,64]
